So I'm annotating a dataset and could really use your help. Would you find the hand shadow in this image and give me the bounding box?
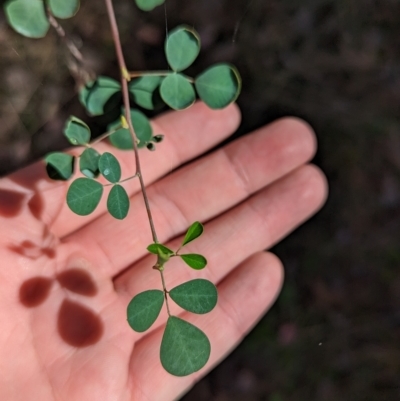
[19,268,103,347]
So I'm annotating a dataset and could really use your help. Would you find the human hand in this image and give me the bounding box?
[0,102,327,401]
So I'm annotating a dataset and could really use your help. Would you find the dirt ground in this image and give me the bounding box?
[1,0,399,400]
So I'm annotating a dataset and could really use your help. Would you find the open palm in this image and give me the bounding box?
[0,103,326,401]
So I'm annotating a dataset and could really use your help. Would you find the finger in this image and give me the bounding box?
[127,251,284,401]
[3,102,240,236]
[67,118,317,277]
[115,164,327,326]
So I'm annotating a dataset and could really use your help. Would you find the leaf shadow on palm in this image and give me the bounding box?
[19,268,104,347]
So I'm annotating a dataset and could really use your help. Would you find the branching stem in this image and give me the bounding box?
[89,126,122,147]
[103,174,138,187]
[129,70,195,83]
[104,0,158,244]
[129,70,170,78]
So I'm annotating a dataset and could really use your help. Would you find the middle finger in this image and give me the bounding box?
[65,118,316,277]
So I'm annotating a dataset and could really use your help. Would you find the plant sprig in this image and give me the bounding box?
[4,0,241,377]
[128,222,216,375]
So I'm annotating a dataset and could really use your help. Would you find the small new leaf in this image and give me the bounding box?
[180,254,207,270]
[160,74,195,110]
[182,221,204,246]
[98,152,121,183]
[45,152,74,181]
[165,26,201,72]
[67,178,103,216]
[169,279,217,314]
[107,184,130,220]
[79,148,101,178]
[160,316,211,376]
[64,116,91,145]
[127,290,164,332]
[147,243,174,257]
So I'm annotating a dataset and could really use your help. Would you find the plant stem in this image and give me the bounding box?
[159,270,171,316]
[104,0,158,244]
[47,9,95,84]
[90,126,122,146]
[129,70,171,78]
[129,71,194,83]
[103,174,138,187]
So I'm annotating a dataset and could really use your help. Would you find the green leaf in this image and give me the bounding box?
[79,148,101,178]
[4,0,50,38]
[45,152,74,181]
[195,64,242,109]
[64,116,91,145]
[160,316,211,376]
[165,26,201,72]
[98,152,121,183]
[182,221,204,246]
[67,178,103,216]
[107,184,130,219]
[108,109,153,150]
[108,121,133,150]
[160,74,195,110]
[131,109,153,147]
[47,0,79,19]
[135,0,164,11]
[129,76,162,110]
[79,77,121,116]
[169,279,217,314]
[127,290,164,332]
[147,243,174,257]
[180,254,207,270]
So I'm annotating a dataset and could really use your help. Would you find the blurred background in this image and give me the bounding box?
[1,0,400,399]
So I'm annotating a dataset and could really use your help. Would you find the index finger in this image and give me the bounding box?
[3,102,240,237]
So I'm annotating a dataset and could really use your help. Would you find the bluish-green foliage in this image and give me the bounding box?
[4,0,80,38]
[4,1,242,377]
